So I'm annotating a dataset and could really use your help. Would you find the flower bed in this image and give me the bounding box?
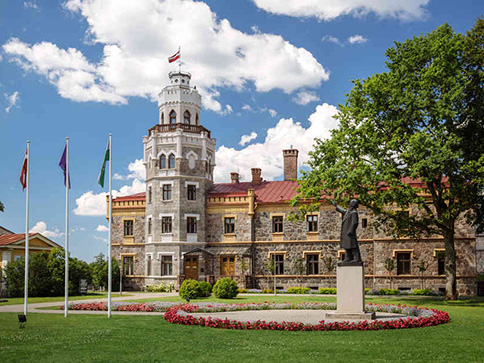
[164,302,449,331]
[61,301,180,312]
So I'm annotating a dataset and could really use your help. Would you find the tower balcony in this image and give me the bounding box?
[148,123,211,138]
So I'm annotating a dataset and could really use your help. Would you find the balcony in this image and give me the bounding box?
[149,123,211,138]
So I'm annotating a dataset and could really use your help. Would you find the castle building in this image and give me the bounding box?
[110,70,480,296]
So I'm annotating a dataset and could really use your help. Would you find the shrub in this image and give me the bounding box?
[147,282,175,293]
[261,289,274,294]
[379,288,400,295]
[238,288,248,293]
[287,287,311,294]
[365,288,370,294]
[412,289,437,296]
[198,281,212,297]
[318,287,337,294]
[213,278,239,299]
[179,279,201,300]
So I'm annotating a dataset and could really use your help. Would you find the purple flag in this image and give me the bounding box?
[59,144,71,189]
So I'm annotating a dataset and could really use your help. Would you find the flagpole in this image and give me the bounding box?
[108,134,112,318]
[64,137,69,318]
[178,46,181,72]
[24,141,30,316]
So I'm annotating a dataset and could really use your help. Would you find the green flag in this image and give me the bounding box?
[98,140,110,187]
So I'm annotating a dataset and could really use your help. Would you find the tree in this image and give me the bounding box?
[89,253,119,291]
[417,259,429,290]
[291,21,484,300]
[384,258,395,290]
[293,257,305,286]
[0,201,4,212]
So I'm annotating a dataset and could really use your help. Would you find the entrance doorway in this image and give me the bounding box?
[221,256,236,276]
[184,256,199,280]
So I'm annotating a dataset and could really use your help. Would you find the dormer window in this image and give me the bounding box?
[160,154,166,169]
[170,110,176,124]
[184,110,191,124]
[168,154,175,169]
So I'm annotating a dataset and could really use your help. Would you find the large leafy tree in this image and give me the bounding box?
[292,21,484,300]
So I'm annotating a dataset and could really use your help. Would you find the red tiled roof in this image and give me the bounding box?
[0,233,36,246]
[209,181,299,203]
[114,192,146,201]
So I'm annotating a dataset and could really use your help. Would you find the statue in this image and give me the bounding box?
[331,199,362,265]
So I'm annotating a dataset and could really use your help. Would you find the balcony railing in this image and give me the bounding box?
[149,123,211,138]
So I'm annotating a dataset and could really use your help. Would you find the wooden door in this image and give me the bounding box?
[184,256,199,280]
[221,256,236,276]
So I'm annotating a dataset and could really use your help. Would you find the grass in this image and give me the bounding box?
[1,296,484,362]
[0,292,133,306]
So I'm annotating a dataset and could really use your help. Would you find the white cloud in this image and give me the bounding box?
[93,235,107,243]
[239,132,258,146]
[30,221,63,239]
[268,109,277,117]
[95,225,109,232]
[242,104,252,111]
[3,0,328,112]
[73,178,145,216]
[253,0,430,21]
[322,35,342,45]
[24,1,39,10]
[292,90,320,105]
[214,102,339,182]
[70,226,86,233]
[348,34,368,44]
[5,91,20,113]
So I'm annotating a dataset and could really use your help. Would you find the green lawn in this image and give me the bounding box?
[1,296,484,362]
[0,292,133,306]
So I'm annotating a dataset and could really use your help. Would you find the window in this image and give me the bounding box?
[187,184,196,200]
[147,255,152,276]
[168,154,175,169]
[187,217,197,234]
[169,110,176,124]
[306,254,319,275]
[362,218,368,228]
[162,217,172,233]
[184,110,191,124]
[148,186,152,203]
[160,112,164,124]
[397,253,411,275]
[123,256,134,275]
[161,255,173,276]
[148,218,152,235]
[162,184,172,200]
[196,113,199,125]
[272,254,284,275]
[160,154,166,169]
[438,256,445,275]
[124,220,134,236]
[224,217,235,234]
[272,216,283,233]
[307,215,318,232]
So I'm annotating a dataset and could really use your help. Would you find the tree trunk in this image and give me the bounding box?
[444,229,458,300]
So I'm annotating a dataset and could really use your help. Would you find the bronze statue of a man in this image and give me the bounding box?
[331,199,362,264]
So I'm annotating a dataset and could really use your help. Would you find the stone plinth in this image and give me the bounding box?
[326,264,375,320]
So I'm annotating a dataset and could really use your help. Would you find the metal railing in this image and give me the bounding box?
[149,123,211,138]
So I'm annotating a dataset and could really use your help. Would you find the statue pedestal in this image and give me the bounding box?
[325,264,375,320]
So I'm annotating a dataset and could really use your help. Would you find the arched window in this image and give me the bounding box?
[160,154,166,169]
[168,154,175,169]
[184,110,191,124]
[169,110,176,124]
[196,113,199,125]
[160,112,164,124]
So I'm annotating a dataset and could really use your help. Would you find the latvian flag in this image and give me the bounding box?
[168,50,180,63]
[20,147,28,191]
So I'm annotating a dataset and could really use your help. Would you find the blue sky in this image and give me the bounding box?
[1,0,482,262]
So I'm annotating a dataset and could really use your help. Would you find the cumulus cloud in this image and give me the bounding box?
[30,221,63,239]
[348,34,368,44]
[292,90,320,105]
[24,1,39,10]
[239,132,258,146]
[3,0,328,113]
[73,178,145,216]
[321,35,342,45]
[4,91,20,113]
[253,0,430,21]
[95,225,109,232]
[242,104,252,111]
[214,102,339,182]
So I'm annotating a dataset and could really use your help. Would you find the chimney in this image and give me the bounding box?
[230,172,239,184]
[251,168,262,185]
[283,148,299,181]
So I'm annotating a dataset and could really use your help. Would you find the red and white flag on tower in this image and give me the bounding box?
[20,147,28,191]
[168,49,180,63]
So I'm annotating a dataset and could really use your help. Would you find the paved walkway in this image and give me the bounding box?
[0,292,177,315]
